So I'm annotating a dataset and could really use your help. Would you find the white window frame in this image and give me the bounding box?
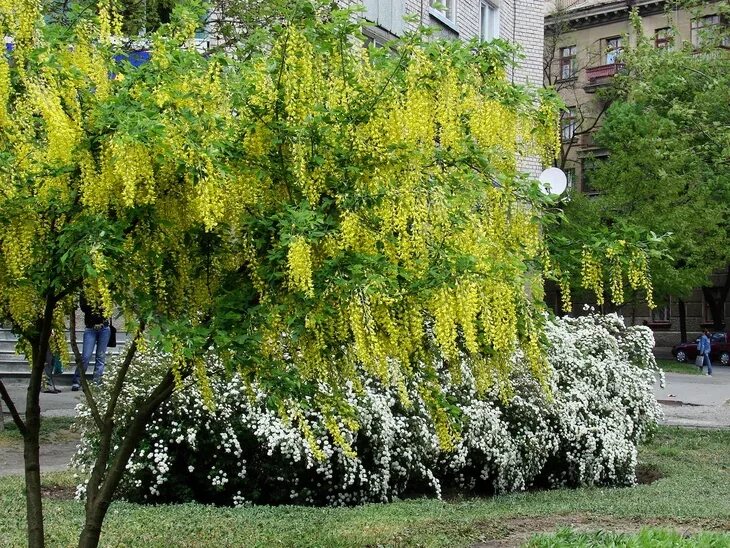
[559,45,577,79]
[561,107,577,142]
[604,36,622,64]
[565,167,576,190]
[480,1,499,42]
[430,0,457,25]
[650,298,671,323]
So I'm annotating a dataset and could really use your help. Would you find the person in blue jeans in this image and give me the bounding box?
[697,329,713,377]
[71,294,111,391]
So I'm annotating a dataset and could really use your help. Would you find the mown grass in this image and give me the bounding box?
[1,427,729,547]
[656,358,703,375]
[526,527,730,547]
[0,416,77,446]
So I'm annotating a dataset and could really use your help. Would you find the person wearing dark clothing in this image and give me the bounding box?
[71,294,111,391]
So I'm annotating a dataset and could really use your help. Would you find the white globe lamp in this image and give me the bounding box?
[538,167,568,196]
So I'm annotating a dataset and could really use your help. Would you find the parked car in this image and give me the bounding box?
[671,332,730,365]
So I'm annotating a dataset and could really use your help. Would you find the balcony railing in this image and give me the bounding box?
[584,63,624,92]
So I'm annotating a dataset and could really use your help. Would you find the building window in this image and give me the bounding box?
[561,107,577,142]
[691,14,727,48]
[559,45,577,79]
[430,0,456,23]
[565,167,576,190]
[650,299,671,323]
[362,0,404,37]
[655,27,672,49]
[581,156,607,193]
[702,296,713,323]
[604,36,622,64]
[480,1,499,41]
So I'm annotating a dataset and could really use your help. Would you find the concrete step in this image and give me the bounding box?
[0,335,129,353]
[0,325,128,378]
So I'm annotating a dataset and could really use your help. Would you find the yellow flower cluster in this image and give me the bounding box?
[607,246,625,305]
[287,236,315,297]
[29,82,80,165]
[1,217,36,278]
[628,249,655,309]
[0,54,9,125]
[580,248,605,305]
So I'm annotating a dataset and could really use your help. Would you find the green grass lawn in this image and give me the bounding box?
[0,416,77,446]
[656,358,703,375]
[1,427,729,547]
[527,528,730,547]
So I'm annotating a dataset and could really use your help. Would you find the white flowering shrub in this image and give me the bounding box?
[72,314,662,506]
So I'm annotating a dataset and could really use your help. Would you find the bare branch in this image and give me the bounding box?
[0,379,28,437]
[104,320,146,424]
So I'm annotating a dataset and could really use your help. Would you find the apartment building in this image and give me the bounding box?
[544,0,730,350]
[544,0,725,192]
[359,1,543,83]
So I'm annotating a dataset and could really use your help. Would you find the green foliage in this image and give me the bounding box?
[561,11,730,305]
[655,358,703,375]
[0,417,76,445]
[0,0,566,458]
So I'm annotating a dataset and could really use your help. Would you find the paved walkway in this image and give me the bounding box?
[654,366,730,428]
[0,380,82,476]
[1,379,82,419]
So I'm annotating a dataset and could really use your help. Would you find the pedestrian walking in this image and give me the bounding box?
[697,329,713,377]
[71,294,111,391]
[43,346,64,394]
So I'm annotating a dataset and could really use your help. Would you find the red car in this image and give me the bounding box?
[671,332,730,366]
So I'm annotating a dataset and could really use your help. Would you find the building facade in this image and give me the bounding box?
[545,0,725,192]
[356,0,545,177]
[359,0,544,85]
[544,0,730,351]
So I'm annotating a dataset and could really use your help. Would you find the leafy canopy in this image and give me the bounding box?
[561,6,730,304]
[0,0,656,451]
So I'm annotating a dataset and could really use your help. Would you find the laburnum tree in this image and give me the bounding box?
[0,1,243,545]
[0,1,659,547]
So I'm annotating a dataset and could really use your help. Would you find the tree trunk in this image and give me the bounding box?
[77,371,175,548]
[25,294,56,547]
[678,298,688,342]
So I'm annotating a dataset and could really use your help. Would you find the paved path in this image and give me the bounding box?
[654,366,730,428]
[0,380,82,476]
[1,379,82,419]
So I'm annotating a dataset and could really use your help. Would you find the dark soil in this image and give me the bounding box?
[41,483,76,500]
[636,463,664,485]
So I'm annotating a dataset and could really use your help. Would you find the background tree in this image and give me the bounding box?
[556,7,730,338]
[0,2,247,546]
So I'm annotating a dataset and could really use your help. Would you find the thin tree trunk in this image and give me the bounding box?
[25,293,56,547]
[678,298,687,342]
[77,371,175,548]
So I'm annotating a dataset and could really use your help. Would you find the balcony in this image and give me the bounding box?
[584,63,624,93]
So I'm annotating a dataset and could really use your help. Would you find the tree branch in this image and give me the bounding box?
[104,320,145,424]
[0,379,27,436]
